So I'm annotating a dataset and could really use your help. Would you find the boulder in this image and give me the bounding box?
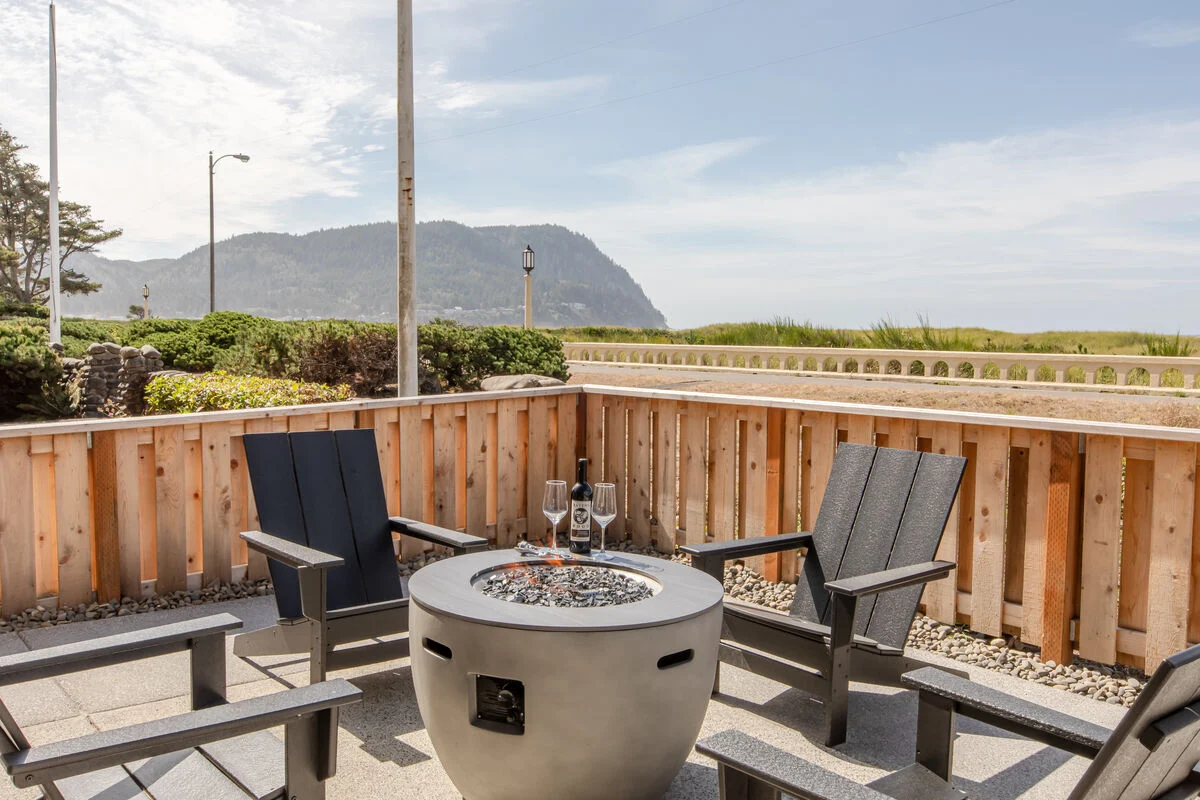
[140,345,161,359]
[86,343,108,356]
[103,342,122,354]
[480,374,566,391]
[120,346,142,359]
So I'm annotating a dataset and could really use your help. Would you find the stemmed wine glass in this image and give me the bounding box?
[592,483,616,560]
[541,480,568,555]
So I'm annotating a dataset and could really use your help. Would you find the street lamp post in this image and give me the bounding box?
[522,245,534,330]
[142,284,150,320]
[208,151,250,314]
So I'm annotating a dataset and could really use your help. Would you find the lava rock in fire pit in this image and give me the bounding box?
[479,565,654,608]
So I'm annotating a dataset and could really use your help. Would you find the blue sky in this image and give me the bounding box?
[4,0,1200,329]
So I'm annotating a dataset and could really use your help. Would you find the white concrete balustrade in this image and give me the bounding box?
[563,342,1200,390]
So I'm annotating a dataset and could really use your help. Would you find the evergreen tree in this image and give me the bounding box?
[0,124,121,304]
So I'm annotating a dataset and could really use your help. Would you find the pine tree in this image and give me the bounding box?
[0,125,121,304]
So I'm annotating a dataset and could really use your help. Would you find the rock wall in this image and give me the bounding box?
[73,342,164,416]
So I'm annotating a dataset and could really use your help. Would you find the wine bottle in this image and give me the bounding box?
[569,458,593,555]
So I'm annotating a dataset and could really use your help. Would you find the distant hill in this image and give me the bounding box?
[63,221,667,327]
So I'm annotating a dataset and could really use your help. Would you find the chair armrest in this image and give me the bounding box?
[825,561,955,598]
[4,679,363,787]
[240,531,344,570]
[388,517,488,554]
[696,730,891,800]
[680,532,813,560]
[0,614,241,688]
[902,667,1111,757]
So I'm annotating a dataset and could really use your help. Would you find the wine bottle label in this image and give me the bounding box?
[570,501,591,536]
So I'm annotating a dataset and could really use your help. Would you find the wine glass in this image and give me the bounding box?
[541,480,568,555]
[592,483,617,560]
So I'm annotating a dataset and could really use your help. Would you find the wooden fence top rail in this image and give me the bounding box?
[0,385,581,439]
[4,382,1199,445]
[563,341,1200,368]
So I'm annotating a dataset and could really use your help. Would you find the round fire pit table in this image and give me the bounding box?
[408,549,724,800]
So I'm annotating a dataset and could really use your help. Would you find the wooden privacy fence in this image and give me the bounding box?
[3,384,1200,672]
[0,387,580,617]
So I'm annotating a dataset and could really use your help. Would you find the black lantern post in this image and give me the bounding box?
[522,245,535,329]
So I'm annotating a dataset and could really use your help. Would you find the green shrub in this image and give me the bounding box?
[0,300,49,320]
[193,312,263,351]
[121,313,265,371]
[144,371,352,413]
[475,325,568,383]
[221,317,565,394]
[140,331,221,372]
[61,318,124,357]
[124,317,195,339]
[216,320,302,379]
[293,321,396,395]
[419,319,490,392]
[0,322,66,421]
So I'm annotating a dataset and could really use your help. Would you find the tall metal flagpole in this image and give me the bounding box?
[48,2,62,344]
[396,0,417,397]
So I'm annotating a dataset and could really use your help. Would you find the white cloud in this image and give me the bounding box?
[1130,20,1200,48]
[421,119,1200,329]
[1,0,603,259]
[596,137,765,188]
[421,75,608,114]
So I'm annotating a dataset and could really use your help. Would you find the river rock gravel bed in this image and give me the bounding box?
[717,560,1147,707]
[0,579,272,634]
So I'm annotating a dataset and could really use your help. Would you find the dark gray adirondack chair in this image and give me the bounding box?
[681,443,967,746]
[697,642,1200,800]
[0,613,361,800]
[235,428,488,683]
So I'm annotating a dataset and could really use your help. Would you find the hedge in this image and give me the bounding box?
[24,313,570,396]
[144,371,352,413]
[0,322,67,421]
[224,317,567,394]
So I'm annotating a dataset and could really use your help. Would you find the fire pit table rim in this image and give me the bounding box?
[408,550,723,632]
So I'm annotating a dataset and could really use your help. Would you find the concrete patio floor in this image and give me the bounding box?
[0,597,1125,799]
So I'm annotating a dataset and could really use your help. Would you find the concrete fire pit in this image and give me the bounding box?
[408,550,723,800]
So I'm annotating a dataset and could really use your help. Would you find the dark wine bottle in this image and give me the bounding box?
[569,458,593,555]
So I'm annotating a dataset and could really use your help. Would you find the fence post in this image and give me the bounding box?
[1040,431,1079,665]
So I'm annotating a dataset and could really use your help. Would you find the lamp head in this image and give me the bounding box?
[522,245,534,274]
[142,284,149,299]
[234,154,250,162]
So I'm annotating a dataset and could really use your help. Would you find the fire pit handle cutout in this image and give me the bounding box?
[657,649,694,670]
[423,637,453,661]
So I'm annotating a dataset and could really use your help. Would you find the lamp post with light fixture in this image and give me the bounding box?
[208,151,250,314]
[142,284,150,320]
[522,245,534,330]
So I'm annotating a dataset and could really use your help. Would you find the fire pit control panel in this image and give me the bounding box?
[473,675,525,735]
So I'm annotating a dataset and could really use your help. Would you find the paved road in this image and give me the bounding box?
[569,362,1195,405]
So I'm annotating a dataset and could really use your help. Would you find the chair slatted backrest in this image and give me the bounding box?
[243,430,404,619]
[789,443,966,650]
[1070,644,1200,800]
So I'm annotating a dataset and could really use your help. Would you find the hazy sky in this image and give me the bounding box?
[3,0,1199,329]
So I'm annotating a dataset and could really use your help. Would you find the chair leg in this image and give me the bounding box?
[189,631,227,710]
[824,592,857,748]
[285,712,328,800]
[718,764,781,800]
[298,567,329,685]
[915,690,956,781]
